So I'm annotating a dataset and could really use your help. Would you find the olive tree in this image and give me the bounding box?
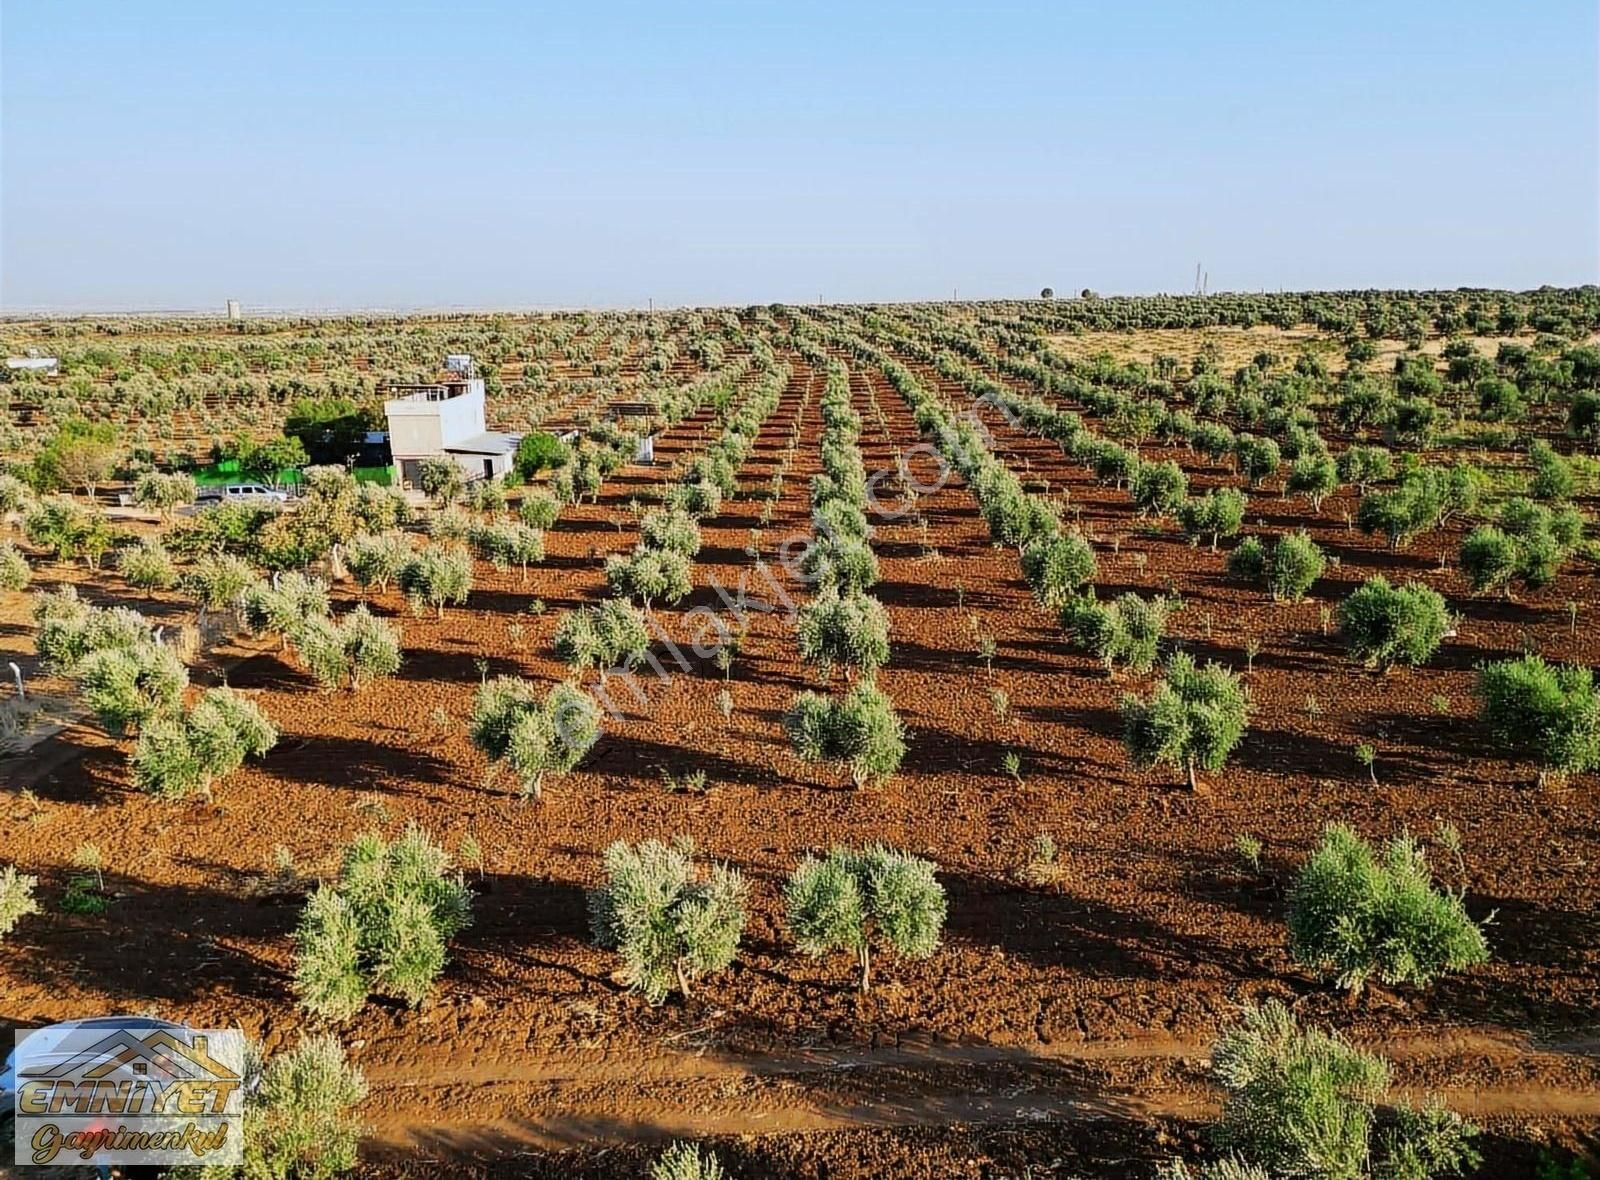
[795,589,890,680]
[587,838,747,1003]
[399,545,474,617]
[131,687,277,800]
[783,680,905,788]
[469,676,601,799]
[1336,578,1450,670]
[1477,654,1599,787]
[295,606,403,691]
[604,545,693,609]
[1177,488,1247,551]
[552,598,651,678]
[1019,531,1097,606]
[1059,592,1176,674]
[1121,652,1250,791]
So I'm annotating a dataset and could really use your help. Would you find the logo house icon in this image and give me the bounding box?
[21,1028,237,1084]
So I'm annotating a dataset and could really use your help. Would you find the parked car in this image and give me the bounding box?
[195,482,289,506]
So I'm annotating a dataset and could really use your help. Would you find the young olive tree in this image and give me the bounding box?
[1287,824,1490,993]
[295,606,403,691]
[1121,652,1250,791]
[518,489,562,530]
[417,456,465,506]
[118,537,177,594]
[399,545,474,617]
[795,589,890,681]
[0,541,30,593]
[345,532,411,597]
[0,865,40,942]
[230,1034,368,1180]
[1177,488,1247,551]
[1059,592,1176,675]
[131,687,277,800]
[132,471,197,520]
[74,642,189,735]
[638,507,703,557]
[785,845,946,993]
[469,676,601,799]
[293,826,473,1020]
[553,598,651,678]
[1336,577,1450,671]
[650,1143,727,1180]
[1285,453,1339,511]
[587,838,747,1004]
[783,681,906,788]
[239,572,331,650]
[1019,532,1097,607]
[1477,654,1600,787]
[604,545,693,610]
[1129,459,1188,518]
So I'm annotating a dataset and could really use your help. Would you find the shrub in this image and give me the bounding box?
[1191,421,1237,463]
[812,496,870,543]
[1386,396,1441,449]
[0,472,34,518]
[1264,531,1326,603]
[399,545,474,617]
[783,680,906,787]
[1090,441,1139,489]
[131,687,277,800]
[429,505,474,542]
[74,642,188,735]
[1130,459,1188,517]
[0,865,40,941]
[1233,433,1281,486]
[183,552,257,614]
[1337,578,1450,670]
[24,496,114,567]
[604,545,693,608]
[1338,444,1395,492]
[1059,591,1175,674]
[587,838,747,1004]
[1477,375,1523,421]
[639,507,703,557]
[553,598,651,675]
[666,477,723,517]
[1019,532,1097,607]
[34,587,152,673]
[118,537,177,593]
[469,676,601,798]
[1121,651,1250,791]
[1208,1000,1478,1178]
[132,471,197,519]
[514,430,571,480]
[1286,453,1340,511]
[1528,440,1575,502]
[1477,654,1600,785]
[353,481,412,532]
[1459,526,1520,595]
[798,535,880,594]
[518,489,562,530]
[469,519,544,576]
[0,541,30,592]
[464,477,507,514]
[240,572,331,648]
[785,845,946,992]
[1177,488,1247,550]
[1226,536,1267,581]
[416,456,465,506]
[293,826,472,1019]
[234,1034,368,1180]
[296,606,403,691]
[1288,824,1490,992]
[651,1142,727,1180]
[345,532,411,596]
[796,589,890,679]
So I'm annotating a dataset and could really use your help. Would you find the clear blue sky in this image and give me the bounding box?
[3,0,1596,312]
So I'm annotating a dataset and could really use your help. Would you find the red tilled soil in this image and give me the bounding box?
[1,347,1597,1176]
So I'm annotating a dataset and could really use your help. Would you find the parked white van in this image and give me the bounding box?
[196,483,290,505]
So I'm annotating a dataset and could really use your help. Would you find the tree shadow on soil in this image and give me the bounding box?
[264,732,460,794]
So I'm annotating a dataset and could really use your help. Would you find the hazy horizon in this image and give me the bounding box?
[4,0,1597,313]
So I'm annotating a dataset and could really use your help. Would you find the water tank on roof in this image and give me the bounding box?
[444,354,474,376]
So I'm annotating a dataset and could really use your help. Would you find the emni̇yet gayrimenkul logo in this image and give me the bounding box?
[9,1018,245,1167]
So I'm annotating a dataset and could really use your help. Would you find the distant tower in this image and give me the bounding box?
[226,299,242,321]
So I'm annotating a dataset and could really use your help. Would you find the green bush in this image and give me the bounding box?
[1286,453,1340,511]
[0,864,40,942]
[132,471,197,519]
[353,482,412,532]
[231,1034,368,1180]
[1477,654,1600,785]
[1338,445,1395,492]
[1060,591,1175,674]
[344,532,411,596]
[1019,532,1097,607]
[1121,651,1250,791]
[240,572,331,648]
[587,838,747,1004]
[1528,440,1575,502]
[1130,459,1188,517]
[1234,433,1281,486]
[468,519,545,576]
[295,606,403,691]
[464,477,507,514]
[514,431,571,480]
[1208,1000,1478,1178]
[1226,536,1267,581]
[293,826,473,1020]
[74,642,188,735]
[796,589,890,679]
[783,680,906,787]
[399,545,474,617]
[798,535,880,594]
[650,1142,727,1180]
[417,456,465,506]
[118,537,177,593]
[518,490,562,530]
[0,541,30,592]
[24,496,114,567]
[1386,396,1441,449]
[785,845,946,992]
[553,598,651,674]
[183,552,258,614]
[639,507,703,557]
[1177,488,1247,550]
[604,545,693,608]
[1459,526,1520,595]
[469,676,601,798]
[131,687,277,800]
[34,587,152,673]
[1264,531,1326,603]
[1337,578,1450,670]
[1288,824,1490,992]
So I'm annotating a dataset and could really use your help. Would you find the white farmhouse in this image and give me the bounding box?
[382,356,520,488]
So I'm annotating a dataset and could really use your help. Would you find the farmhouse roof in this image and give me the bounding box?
[444,431,521,455]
